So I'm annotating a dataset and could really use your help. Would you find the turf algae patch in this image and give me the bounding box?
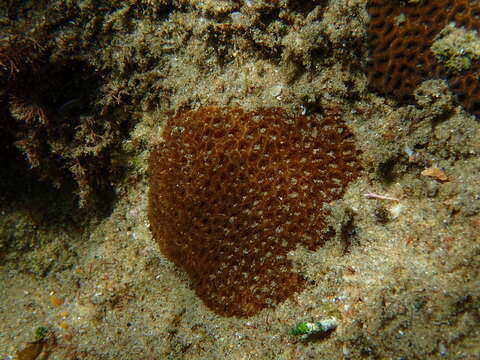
[148,106,362,317]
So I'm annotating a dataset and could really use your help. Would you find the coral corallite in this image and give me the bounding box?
[148,106,362,317]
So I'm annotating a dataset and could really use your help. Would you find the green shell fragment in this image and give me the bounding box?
[289,318,338,336]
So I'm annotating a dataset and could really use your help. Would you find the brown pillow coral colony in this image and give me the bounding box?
[148,106,361,317]
[367,0,480,117]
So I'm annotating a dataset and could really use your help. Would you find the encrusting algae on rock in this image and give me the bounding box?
[431,23,480,74]
[148,106,362,317]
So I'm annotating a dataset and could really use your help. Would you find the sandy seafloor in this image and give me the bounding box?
[1,0,479,359]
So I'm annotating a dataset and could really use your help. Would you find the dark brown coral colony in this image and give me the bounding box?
[148,106,361,317]
[367,0,480,117]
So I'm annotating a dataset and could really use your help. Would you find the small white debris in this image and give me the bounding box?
[270,84,283,98]
[404,144,414,158]
[390,203,405,219]
[439,342,448,356]
[364,192,400,201]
